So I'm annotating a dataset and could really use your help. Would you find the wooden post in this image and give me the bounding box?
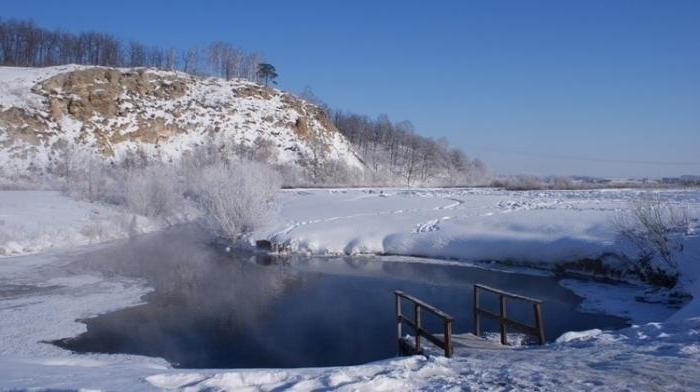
[414,303,422,354]
[500,295,507,345]
[534,303,545,345]
[444,319,453,357]
[473,285,481,337]
[395,292,402,353]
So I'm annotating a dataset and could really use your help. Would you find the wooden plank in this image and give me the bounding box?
[500,295,507,345]
[475,308,500,320]
[444,319,453,357]
[399,320,449,351]
[474,284,543,304]
[505,320,540,337]
[398,314,418,330]
[417,327,447,349]
[475,308,541,336]
[395,293,402,353]
[450,333,512,351]
[534,303,545,345]
[422,333,511,354]
[473,285,481,337]
[394,291,454,321]
[414,303,422,353]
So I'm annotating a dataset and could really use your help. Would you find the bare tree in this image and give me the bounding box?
[331,111,487,186]
[128,41,147,67]
[181,46,200,74]
[147,46,164,68]
[164,47,178,70]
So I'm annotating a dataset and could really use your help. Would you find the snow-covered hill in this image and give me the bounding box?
[0,65,363,176]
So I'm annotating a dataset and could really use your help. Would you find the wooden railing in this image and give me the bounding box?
[473,284,545,345]
[394,290,454,357]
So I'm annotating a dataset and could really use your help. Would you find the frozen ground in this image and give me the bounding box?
[0,188,699,390]
[0,190,162,257]
[261,187,700,322]
[263,187,699,264]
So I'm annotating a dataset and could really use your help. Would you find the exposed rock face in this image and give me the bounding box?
[0,107,49,147]
[0,65,363,176]
[34,68,188,121]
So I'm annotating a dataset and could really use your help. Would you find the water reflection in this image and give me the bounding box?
[55,225,628,368]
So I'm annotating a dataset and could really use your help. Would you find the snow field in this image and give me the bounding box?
[263,188,700,268]
[0,188,699,390]
[0,191,162,257]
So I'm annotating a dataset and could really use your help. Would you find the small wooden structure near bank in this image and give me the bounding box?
[473,284,545,345]
[394,284,546,358]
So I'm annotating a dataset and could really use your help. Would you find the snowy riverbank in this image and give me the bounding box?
[1,238,698,391]
[0,188,699,390]
[263,187,699,264]
[263,188,700,287]
[261,187,700,323]
[0,190,164,257]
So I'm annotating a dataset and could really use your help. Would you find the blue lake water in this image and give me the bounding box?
[55,226,628,368]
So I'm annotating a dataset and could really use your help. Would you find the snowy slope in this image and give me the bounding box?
[0,65,363,176]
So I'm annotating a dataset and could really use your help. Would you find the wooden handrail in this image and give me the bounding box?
[474,284,543,304]
[395,291,454,320]
[395,290,454,357]
[473,284,545,345]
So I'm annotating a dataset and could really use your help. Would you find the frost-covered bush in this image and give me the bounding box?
[493,175,547,191]
[492,175,585,191]
[614,195,692,286]
[189,161,281,239]
[548,176,575,190]
[55,148,280,236]
[124,165,184,220]
[56,149,184,221]
[60,155,125,205]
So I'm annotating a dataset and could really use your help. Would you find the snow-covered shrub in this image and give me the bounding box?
[493,175,547,191]
[491,175,586,191]
[79,213,109,241]
[614,195,692,286]
[0,177,46,190]
[548,176,575,190]
[124,165,184,221]
[60,155,125,205]
[189,161,281,240]
[56,150,183,221]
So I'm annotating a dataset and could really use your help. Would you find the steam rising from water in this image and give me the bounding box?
[55,225,628,368]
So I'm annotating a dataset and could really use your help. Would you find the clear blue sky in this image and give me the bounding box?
[3,0,699,178]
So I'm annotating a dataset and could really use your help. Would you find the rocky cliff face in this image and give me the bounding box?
[0,65,363,177]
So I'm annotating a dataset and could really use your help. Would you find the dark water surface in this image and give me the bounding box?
[55,226,628,368]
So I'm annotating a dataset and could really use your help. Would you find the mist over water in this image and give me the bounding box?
[55,225,628,368]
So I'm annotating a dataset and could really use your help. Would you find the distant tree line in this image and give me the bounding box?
[296,86,487,186]
[0,18,269,83]
[330,111,487,186]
